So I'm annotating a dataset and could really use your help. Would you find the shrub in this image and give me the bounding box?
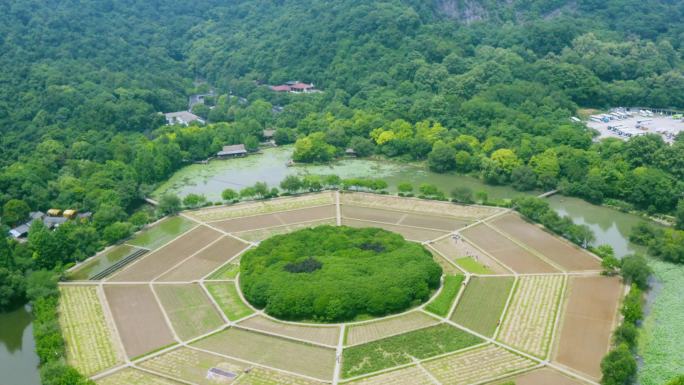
[221,188,238,202]
[183,193,207,208]
[600,344,637,385]
[158,193,181,215]
[620,254,652,290]
[102,222,133,243]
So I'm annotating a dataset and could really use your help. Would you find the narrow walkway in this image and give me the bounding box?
[537,189,559,198]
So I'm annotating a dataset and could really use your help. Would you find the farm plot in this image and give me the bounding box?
[128,216,196,250]
[430,249,462,275]
[188,192,335,222]
[58,286,121,376]
[207,263,239,280]
[451,277,515,337]
[234,367,326,385]
[157,236,248,282]
[234,218,336,242]
[192,328,336,380]
[456,257,494,274]
[104,285,176,358]
[430,237,509,274]
[340,205,407,224]
[210,213,283,233]
[110,226,222,282]
[342,218,446,242]
[398,212,470,231]
[273,205,336,224]
[96,368,184,385]
[425,275,466,317]
[340,192,502,219]
[346,311,440,346]
[67,244,135,280]
[342,324,482,378]
[205,282,254,321]
[490,214,601,271]
[491,368,590,385]
[461,224,558,273]
[139,346,246,385]
[238,315,339,346]
[553,276,623,380]
[422,344,535,385]
[497,275,565,358]
[155,284,225,341]
[346,365,435,385]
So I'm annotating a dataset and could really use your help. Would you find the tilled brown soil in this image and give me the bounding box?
[340,205,407,224]
[103,285,176,358]
[553,276,623,380]
[273,205,336,224]
[490,214,600,272]
[157,236,249,282]
[341,218,447,242]
[110,226,222,282]
[211,212,284,233]
[461,224,558,274]
[430,237,510,274]
[492,368,590,385]
[398,212,470,231]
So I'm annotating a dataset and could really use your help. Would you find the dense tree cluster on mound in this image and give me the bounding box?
[239,226,442,322]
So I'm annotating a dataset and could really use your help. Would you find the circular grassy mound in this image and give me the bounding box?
[239,225,442,322]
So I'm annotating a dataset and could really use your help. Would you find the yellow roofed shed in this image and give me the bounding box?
[47,209,62,217]
[63,209,77,219]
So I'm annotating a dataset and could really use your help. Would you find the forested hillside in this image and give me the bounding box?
[1,0,683,164]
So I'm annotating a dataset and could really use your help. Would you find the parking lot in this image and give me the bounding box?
[587,108,683,143]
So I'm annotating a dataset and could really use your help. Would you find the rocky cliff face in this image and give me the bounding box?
[433,0,489,23]
[432,0,576,24]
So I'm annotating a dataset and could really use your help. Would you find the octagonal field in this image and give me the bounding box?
[59,191,622,385]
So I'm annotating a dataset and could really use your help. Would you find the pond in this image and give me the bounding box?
[153,146,535,202]
[0,306,41,385]
[546,195,650,258]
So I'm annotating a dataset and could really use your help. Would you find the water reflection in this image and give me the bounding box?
[0,306,32,353]
[0,305,41,385]
[547,195,651,258]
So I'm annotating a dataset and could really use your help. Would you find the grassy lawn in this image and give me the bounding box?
[450,277,514,337]
[425,275,465,317]
[234,367,325,385]
[128,216,195,249]
[140,347,246,384]
[205,282,254,321]
[97,368,182,385]
[207,263,239,280]
[342,323,481,378]
[155,284,225,340]
[346,311,439,346]
[59,286,121,376]
[192,328,336,380]
[455,257,494,274]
